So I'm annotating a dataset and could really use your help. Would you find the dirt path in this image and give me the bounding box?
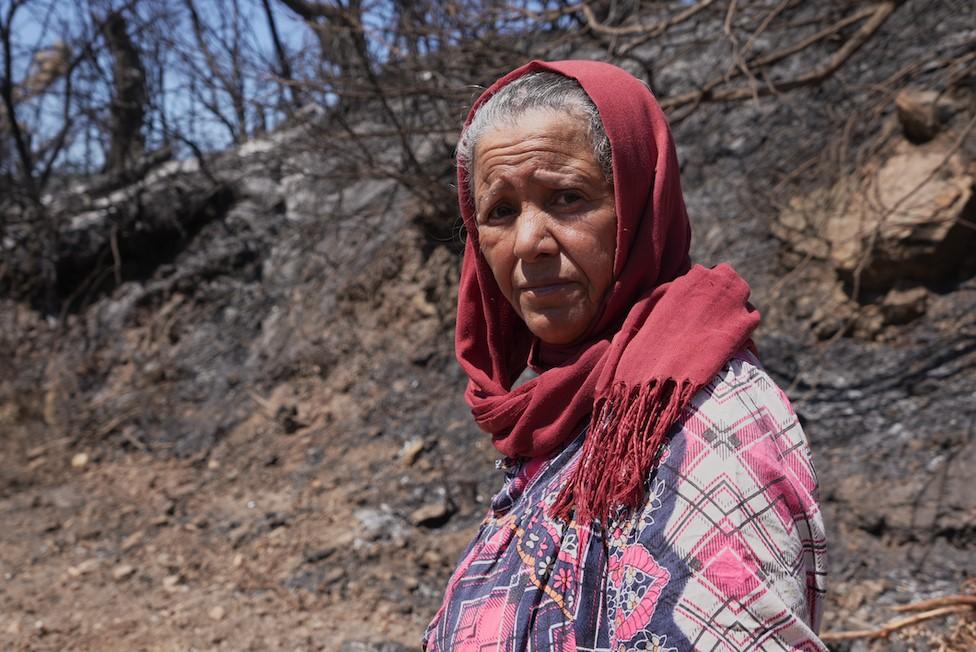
[0,410,488,651]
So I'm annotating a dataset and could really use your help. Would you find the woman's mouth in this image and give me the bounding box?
[518,281,579,299]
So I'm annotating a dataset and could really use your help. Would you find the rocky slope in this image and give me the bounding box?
[1,3,974,649]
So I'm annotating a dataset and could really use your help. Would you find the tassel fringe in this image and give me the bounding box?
[549,378,699,524]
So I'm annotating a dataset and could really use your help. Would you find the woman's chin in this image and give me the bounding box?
[522,309,591,347]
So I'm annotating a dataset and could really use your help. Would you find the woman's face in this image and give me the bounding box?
[472,109,617,346]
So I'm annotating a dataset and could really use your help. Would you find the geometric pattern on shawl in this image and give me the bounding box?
[424,353,827,652]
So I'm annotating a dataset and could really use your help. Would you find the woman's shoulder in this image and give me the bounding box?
[618,351,827,647]
[683,349,801,437]
[667,349,821,524]
[604,366,827,652]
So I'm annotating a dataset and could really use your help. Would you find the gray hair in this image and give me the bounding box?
[457,72,612,201]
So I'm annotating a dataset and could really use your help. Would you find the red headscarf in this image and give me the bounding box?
[455,60,759,523]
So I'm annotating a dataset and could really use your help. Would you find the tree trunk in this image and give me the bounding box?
[101,10,147,176]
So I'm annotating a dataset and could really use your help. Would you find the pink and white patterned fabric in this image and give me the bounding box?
[424,353,827,651]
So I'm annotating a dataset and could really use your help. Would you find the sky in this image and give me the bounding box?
[5,0,312,170]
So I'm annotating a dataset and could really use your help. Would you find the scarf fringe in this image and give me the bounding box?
[549,378,699,524]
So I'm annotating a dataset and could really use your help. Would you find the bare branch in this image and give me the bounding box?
[822,605,974,642]
[661,1,902,113]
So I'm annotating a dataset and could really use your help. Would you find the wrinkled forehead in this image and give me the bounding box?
[471,107,593,172]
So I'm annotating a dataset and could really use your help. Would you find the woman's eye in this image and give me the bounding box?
[553,191,584,207]
[485,203,516,223]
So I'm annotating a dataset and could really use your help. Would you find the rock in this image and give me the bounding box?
[67,558,100,577]
[420,549,444,568]
[274,404,304,434]
[162,574,181,590]
[851,304,885,340]
[208,605,226,621]
[894,88,960,144]
[399,438,425,466]
[880,286,928,325]
[5,166,234,306]
[339,641,410,652]
[112,564,135,581]
[120,530,144,551]
[49,485,83,510]
[391,379,410,394]
[409,500,453,528]
[323,567,345,586]
[410,290,437,318]
[353,507,407,541]
[70,452,89,469]
[895,88,940,142]
[303,548,334,564]
[38,517,61,534]
[773,137,975,292]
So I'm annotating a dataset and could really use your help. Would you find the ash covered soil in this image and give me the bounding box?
[2,7,976,651]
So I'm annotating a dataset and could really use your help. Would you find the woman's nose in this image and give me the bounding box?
[512,208,557,261]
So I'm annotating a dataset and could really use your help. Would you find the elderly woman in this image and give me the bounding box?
[424,61,826,651]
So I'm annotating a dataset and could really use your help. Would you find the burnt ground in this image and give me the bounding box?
[2,3,976,650]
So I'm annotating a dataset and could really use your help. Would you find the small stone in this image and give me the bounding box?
[67,558,100,577]
[40,518,61,534]
[162,574,181,590]
[232,553,244,568]
[410,290,438,318]
[70,452,89,469]
[208,605,226,621]
[391,379,409,394]
[340,640,410,652]
[275,404,303,434]
[895,88,939,143]
[399,438,425,466]
[6,619,20,635]
[323,567,345,586]
[409,501,452,527]
[881,286,927,325]
[112,564,135,581]
[852,304,885,340]
[207,458,220,470]
[121,530,144,551]
[421,550,444,568]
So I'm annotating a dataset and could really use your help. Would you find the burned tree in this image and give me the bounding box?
[100,9,147,175]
